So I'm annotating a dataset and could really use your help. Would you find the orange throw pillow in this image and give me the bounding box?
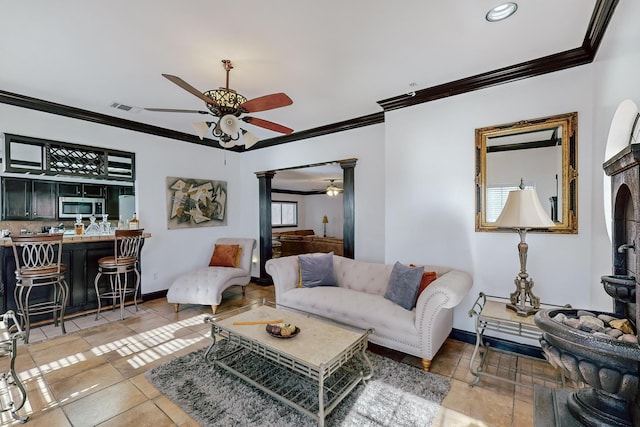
[209,244,239,267]
[417,271,437,299]
[409,263,437,305]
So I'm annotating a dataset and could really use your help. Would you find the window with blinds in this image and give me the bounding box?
[486,184,533,222]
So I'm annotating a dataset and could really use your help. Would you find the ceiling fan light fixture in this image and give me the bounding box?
[203,89,247,115]
[326,179,340,197]
[242,129,260,149]
[220,114,240,135]
[486,2,517,22]
[192,121,210,140]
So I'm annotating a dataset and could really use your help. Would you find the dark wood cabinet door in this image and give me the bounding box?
[32,181,57,220]
[58,183,82,196]
[2,178,30,220]
[82,184,105,198]
[105,186,120,218]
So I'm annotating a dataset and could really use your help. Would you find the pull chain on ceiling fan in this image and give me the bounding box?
[145,59,293,149]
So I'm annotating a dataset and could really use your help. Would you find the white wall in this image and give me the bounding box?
[304,194,343,238]
[590,0,640,310]
[384,66,596,333]
[0,103,247,295]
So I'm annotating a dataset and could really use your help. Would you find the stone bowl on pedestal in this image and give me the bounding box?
[535,308,640,427]
[601,275,636,304]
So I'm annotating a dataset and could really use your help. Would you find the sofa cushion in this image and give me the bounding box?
[299,252,336,288]
[208,244,239,267]
[384,262,424,310]
[279,287,420,348]
[332,257,393,295]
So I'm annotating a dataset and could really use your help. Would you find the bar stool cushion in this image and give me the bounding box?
[97,256,137,267]
[19,264,67,276]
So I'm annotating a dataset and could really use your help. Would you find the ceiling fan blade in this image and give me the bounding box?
[161,74,219,106]
[240,93,293,113]
[242,116,293,134]
[145,108,209,114]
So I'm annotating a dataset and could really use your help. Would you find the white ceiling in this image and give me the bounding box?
[272,163,343,193]
[0,1,597,189]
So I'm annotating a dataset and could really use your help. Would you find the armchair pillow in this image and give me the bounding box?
[384,261,424,310]
[208,244,239,267]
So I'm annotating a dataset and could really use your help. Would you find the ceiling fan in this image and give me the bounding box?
[325,179,343,196]
[145,59,293,149]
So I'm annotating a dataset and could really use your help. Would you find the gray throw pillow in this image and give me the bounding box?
[384,261,424,310]
[299,252,337,288]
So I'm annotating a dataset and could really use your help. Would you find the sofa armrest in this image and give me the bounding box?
[414,270,473,328]
[265,255,301,302]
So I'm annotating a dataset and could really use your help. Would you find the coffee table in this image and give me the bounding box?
[204,300,373,426]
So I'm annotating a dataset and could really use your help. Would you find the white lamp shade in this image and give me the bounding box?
[494,188,555,228]
[192,121,210,140]
[219,114,240,135]
[242,130,260,148]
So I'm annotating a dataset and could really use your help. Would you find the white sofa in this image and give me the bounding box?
[265,253,473,371]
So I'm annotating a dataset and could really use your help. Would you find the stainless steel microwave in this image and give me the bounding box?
[59,197,105,219]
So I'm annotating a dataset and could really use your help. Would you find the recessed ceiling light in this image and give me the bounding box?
[486,2,518,22]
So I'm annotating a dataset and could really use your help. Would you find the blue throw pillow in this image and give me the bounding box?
[299,252,336,288]
[384,262,424,310]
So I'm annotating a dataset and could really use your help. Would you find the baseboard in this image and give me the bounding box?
[142,289,167,301]
[254,276,273,286]
[450,328,545,360]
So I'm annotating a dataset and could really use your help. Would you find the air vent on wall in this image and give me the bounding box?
[110,102,141,113]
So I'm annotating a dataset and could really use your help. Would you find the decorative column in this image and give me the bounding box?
[256,171,275,285]
[340,159,357,259]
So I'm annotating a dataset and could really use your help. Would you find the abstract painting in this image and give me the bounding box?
[166,176,227,229]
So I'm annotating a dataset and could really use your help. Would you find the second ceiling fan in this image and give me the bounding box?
[146,59,293,148]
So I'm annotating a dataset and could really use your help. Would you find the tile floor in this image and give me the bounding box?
[0,283,569,426]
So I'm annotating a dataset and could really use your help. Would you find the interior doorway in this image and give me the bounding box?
[255,159,356,283]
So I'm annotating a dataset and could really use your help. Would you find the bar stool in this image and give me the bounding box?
[10,233,69,344]
[94,229,144,320]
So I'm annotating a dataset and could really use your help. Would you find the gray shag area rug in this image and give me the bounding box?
[146,347,450,426]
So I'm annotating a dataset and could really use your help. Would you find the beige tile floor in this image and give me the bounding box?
[0,284,568,426]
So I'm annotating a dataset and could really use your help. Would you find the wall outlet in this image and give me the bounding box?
[153,272,158,281]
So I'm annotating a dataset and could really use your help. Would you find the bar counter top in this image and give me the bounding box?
[0,231,152,247]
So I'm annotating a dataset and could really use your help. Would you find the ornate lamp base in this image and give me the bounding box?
[507,275,540,317]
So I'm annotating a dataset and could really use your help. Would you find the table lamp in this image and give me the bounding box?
[322,215,328,237]
[494,182,555,316]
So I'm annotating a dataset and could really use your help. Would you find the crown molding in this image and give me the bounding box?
[250,112,385,150]
[0,89,242,152]
[0,0,618,149]
[377,0,618,112]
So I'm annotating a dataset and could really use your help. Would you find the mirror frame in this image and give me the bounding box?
[475,112,578,234]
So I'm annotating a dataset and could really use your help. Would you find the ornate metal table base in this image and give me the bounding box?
[0,311,28,423]
[204,302,373,427]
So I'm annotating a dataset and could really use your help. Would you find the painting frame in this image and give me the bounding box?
[166,176,227,229]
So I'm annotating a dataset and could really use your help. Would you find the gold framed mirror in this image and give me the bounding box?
[475,112,578,233]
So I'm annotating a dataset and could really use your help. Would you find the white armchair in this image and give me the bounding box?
[167,238,256,314]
